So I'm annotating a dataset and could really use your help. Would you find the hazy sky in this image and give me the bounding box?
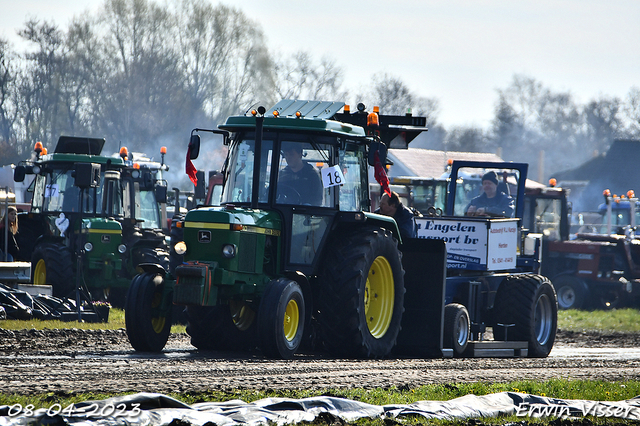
[2,0,638,128]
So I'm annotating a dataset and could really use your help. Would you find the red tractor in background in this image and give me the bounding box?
[524,183,640,309]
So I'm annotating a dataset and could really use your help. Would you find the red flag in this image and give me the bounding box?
[186,145,198,185]
[374,151,391,196]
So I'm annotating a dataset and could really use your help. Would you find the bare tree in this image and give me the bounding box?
[491,74,584,178]
[444,126,487,153]
[0,39,19,159]
[582,96,625,155]
[358,73,440,127]
[94,0,198,150]
[625,86,640,137]
[273,51,347,102]
[17,19,68,151]
[174,0,274,124]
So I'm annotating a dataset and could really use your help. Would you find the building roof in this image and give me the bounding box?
[386,148,504,178]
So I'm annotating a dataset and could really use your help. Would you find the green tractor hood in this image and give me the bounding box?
[185,206,282,234]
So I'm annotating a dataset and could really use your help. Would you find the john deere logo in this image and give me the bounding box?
[198,230,211,243]
[101,235,111,243]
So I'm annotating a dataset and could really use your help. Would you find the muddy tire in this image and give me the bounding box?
[31,243,74,299]
[553,274,589,310]
[493,274,557,358]
[125,272,172,352]
[443,303,470,357]
[258,278,305,359]
[186,304,257,351]
[317,227,405,358]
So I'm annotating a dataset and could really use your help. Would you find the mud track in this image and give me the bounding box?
[1,328,639,395]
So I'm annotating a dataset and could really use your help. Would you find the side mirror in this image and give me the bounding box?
[189,134,200,160]
[75,163,101,188]
[155,184,167,203]
[14,166,26,183]
[195,170,205,199]
[368,141,388,167]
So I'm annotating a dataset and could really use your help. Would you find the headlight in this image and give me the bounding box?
[222,244,237,258]
[84,242,93,252]
[32,165,41,174]
[118,244,127,254]
[174,241,187,255]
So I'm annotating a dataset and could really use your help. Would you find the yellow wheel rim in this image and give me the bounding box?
[150,290,166,334]
[229,300,256,331]
[283,298,300,342]
[364,256,395,339]
[34,259,47,285]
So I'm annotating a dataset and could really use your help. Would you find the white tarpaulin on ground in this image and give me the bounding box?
[2,391,640,425]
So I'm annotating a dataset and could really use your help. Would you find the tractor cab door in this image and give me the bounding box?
[273,137,337,275]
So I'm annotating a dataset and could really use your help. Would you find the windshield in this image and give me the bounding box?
[524,196,563,240]
[31,167,123,216]
[222,138,273,204]
[137,189,161,228]
[276,140,332,207]
[451,167,521,218]
[222,133,367,209]
[32,169,97,214]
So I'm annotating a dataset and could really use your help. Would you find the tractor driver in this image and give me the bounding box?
[277,143,323,205]
[465,171,515,218]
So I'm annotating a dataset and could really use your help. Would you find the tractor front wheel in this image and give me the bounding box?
[553,275,589,310]
[186,304,257,351]
[258,278,305,359]
[125,272,172,352]
[31,243,74,299]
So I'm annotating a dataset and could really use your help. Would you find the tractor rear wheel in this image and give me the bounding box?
[186,304,257,351]
[31,243,74,299]
[257,278,305,359]
[317,227,405,358]
[443,303,470,356]
[493,274,558,358]
[125,272,172,352]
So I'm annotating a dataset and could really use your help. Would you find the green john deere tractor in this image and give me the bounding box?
[13,136,170,307]
[125,100,438,357]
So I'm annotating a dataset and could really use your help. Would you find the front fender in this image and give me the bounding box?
[136,262,168,277]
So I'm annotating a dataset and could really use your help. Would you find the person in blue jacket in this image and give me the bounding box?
[465,171,515,218]
[377,191,417,240]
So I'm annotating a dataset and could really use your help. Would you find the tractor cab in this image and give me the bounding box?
[187,100,424,277]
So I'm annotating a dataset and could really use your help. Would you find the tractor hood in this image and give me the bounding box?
[185,207,282,235]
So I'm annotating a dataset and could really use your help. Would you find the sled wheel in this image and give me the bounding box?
[493,274,558,358]
[443,303,470,356]
[31,243,74,299]
[125,272,172,352]
[258,278,305,359]
[317,227,405,358]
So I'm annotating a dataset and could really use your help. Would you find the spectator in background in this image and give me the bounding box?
[377,191,417,240]
[0,206,19,261]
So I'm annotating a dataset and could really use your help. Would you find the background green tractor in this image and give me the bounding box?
[14,136,170,307]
